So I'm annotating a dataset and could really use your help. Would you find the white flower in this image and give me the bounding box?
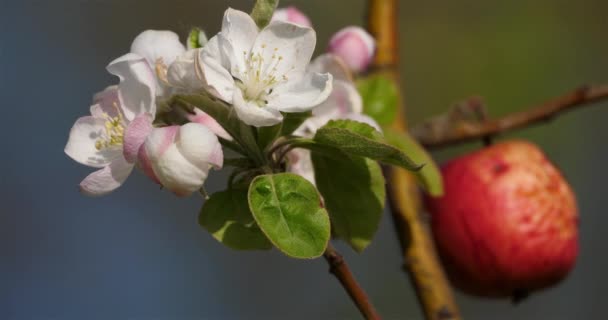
[288,54,381,184]
[138,123,224,197]
[130,30,186,98]
[130,31,231,140]
[198,8,333,127]
[65,54,157,196]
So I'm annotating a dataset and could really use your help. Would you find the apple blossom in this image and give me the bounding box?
[198,8,333,127]
[138,123,224,197]
[130,30,186,98]
[271,6,312,27]
[130,30,231,141]
[288,54,381,183]
[65,54,157,196]
[328,26,375,73]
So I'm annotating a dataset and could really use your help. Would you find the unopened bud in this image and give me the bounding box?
[328,26,375,73]
[271,6,312,27]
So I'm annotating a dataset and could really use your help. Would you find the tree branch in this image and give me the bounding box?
[323,243,381,320]
[412,84,608,149]
[366,0,462,319]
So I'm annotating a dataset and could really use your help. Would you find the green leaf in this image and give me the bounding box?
[250,0,279,29]
[384,129,444,196]
[248,173,330,259]
[199,188,272,251]
[314,119,423,171]
[312,151,385,252]
[281,111,311,136]
[173,94,263,164]
[357,74,399,126]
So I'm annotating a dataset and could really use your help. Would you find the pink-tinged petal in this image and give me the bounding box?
[272,6,312,28]
[207,140,224,170]
[233,88,283,127]
[79,156,134,197]
[287,148,315,185]
[187,109,232,141]
[90,86,120,117]
[175,123,224,170]
[268,72,333,113]
[342,113,382,132]
[106,53,157,121]
[65,116,121,168]
[143,126,179,162]
[130,30,186,68]
[328,26,376,73]
[137,144,161,185]
[155,144,210,197]
[312,79,362,118]
[308,54,352,82]
[123,113,154,163]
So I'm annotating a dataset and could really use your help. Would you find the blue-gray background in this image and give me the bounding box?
[1,0,607,319]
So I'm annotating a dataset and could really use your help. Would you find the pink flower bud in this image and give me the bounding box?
[328,26,375,73]
[271,6,312,27]
[138,123,223,197]
[186,109,232,141]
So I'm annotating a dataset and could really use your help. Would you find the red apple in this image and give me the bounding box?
[427,140,579,298]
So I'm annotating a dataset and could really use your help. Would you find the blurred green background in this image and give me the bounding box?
[1,0,607,319]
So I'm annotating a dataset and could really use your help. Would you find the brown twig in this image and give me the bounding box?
[366,0,462,319]
[413,85,608,149]
[323,243,381,320]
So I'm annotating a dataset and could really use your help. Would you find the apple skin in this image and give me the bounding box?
[428,140,579,298]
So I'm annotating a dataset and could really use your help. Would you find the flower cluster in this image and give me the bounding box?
[65,6,377,197]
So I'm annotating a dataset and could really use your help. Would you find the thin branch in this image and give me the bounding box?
[367,0,462,319]
[323,243,381,320]
[413,84,608,149]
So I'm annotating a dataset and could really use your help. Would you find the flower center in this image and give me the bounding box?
[238,44,294,106]
[95,104,126,150]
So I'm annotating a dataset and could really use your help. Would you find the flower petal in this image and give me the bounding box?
[199,36,235,102]
[272,6,313,28]
[142,125,179,163]
[187,109,232,141]
[312,79,362,118]
[106,53,157,121]
[79,156,134,197]
[268,72,333,112]
[130,30,186,67]
[166,49,205,91]
[123,113,154,163]
[287,148,315,184]
[233,89,283,127]
[90,86,120,118]
[65,116,121,168]
[155,144,210,197]
[308,54,352,82]
[176,123,224,170]
[221,8,259,74]
[252,20,317,79]
[137,144,161,185]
